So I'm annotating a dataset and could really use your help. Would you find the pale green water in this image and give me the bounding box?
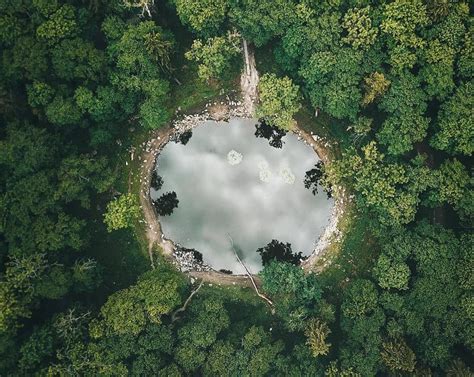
[151,118,333,273]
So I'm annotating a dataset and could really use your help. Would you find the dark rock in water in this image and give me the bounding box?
[219,269,233,275]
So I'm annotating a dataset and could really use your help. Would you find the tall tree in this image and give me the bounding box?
[256,73,301,130]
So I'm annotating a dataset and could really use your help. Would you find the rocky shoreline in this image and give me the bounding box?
[139,105,347,275]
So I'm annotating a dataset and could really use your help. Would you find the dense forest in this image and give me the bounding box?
[0,0,472,375]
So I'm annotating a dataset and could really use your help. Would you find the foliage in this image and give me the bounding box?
[305,318,331,357]
[362,72,390,106]
[0,0,472,374]
[431,81,474,156]
[261,262,327,331]
[103,193,140,232]
[229,0,296,47]
[381,338,416,372]
[185,31,241,81]
[325,142,432,225]
[92,266,186,336]
[256,73,301,130]
[377,71,429,155]
[342,6,378,50]
[175,0,228,37]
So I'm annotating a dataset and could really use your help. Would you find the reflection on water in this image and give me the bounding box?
[151,118,333,273]
[153,191,179,216]
[254,119,287,149]
[304,161,332,198]
[257,239,302,266]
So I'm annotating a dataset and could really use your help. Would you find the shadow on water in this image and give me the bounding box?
[256,239,303,266]
[254,119,287,149]
[151,170,164,191]
[152,118,334,272]
[304,162,332,199]
[153,191,179,216]
[175,130,193,145]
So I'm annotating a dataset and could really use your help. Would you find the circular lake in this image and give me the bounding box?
[151,118,333,274]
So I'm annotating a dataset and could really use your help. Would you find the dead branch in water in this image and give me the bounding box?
[171,280,204,322]
[227,234,274,310]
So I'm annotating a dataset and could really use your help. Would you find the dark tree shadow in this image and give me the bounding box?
[153,191,179,216]
[254,119,287,149]
[175,130,193,145]
[151,170,163,191]
[304,162,332,199]
[256,239,303,266]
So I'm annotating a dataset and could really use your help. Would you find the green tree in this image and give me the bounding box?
[377,72,429,155]
[45,95,82,126]
[431,81,473,156]
[18,325,55,373]
[305,318,331,357]
[428,159,471,218]
[340,281,385,376]
[381,338,416,372]
[36,5,78,45]
[362,72,390,106]
[103,193,140,232]
[185,31,241,81]
[51,38,105,82]
[92,267,185,336]
[342,6,377,50]
[105,20,172,129]
[373,255,410,290]
[342,280,378,319]
[0,254,49,332]
[325,142,431,225]
[229,0,296,47]
[381,0,428,71]
[419,39,455,100]
[175,0,228,37]
[300,48,363,120]
[256,73,301,130]
[261,261,324,331]
[457,28,474,79]
[56,155,114,208]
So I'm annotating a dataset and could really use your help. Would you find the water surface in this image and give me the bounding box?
[151,118,333,273]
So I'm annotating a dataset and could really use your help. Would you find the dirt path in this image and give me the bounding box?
[188,271,261,289]
[139,126,177,267]
[240,38,259,116]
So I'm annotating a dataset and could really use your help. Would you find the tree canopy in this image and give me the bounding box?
[0,0,472,375]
